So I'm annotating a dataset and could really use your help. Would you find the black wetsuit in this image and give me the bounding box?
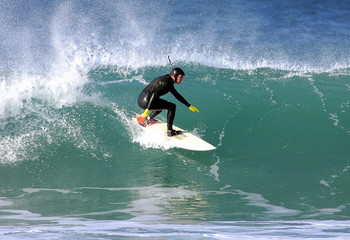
[138,74,190,130]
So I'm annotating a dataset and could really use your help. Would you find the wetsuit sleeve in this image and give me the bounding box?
[170,86,191,107]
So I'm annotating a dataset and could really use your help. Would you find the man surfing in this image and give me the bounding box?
[137,67,199,136]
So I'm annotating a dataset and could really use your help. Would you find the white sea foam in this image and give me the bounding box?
[209,155,221,182]
[234,190,301,217]
[0,185,349,239]
[1,213,350,239]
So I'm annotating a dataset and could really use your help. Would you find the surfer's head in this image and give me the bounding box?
[170,68,185,84]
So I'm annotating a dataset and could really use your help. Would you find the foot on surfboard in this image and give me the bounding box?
[167,129,182,137]
[137,116,158,127]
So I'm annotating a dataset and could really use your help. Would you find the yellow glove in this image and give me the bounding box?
[189,105,199,112]
[141,109,150,118]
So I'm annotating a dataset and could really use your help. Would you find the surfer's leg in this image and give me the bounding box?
[165,103,182,136]
[149,110,162,119]
[149,99,176,130]
[166,103,176,130]
[144,110,161,125]
[137,92,148,109]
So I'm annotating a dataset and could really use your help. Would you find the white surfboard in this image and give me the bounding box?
[127,112,216,151]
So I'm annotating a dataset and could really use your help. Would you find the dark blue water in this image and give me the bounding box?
[1,1,350,239]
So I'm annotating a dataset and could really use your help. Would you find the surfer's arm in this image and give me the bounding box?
[170,87,199,112]
[170,87,191,107]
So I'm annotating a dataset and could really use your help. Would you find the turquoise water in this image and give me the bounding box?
[1,0,350,239]
[2,66,350,239]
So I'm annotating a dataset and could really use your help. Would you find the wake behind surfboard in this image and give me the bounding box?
[123,110,216,151]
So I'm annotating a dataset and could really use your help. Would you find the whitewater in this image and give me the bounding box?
[1,0,350,239]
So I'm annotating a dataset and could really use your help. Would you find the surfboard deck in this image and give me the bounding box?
[125,111,216,151]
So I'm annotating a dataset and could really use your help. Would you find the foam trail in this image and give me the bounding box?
[209,155,220,182]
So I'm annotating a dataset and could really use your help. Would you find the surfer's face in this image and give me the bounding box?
[176,75,183,84]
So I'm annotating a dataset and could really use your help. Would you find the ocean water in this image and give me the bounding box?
[1,0,350,239]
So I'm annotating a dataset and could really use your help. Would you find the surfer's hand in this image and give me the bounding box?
[141,109,150,118]
[189,105,199,112]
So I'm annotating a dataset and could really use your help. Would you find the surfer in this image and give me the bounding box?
[137,67,199,136]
